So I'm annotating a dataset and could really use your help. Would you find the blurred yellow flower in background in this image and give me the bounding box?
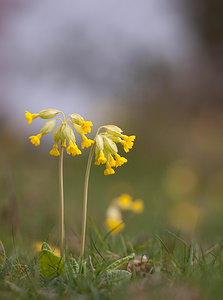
[106,218,125,235]
[168,201,200,233]
[105,194,144,235]
[116,194,133,210]
[131,199,144,214]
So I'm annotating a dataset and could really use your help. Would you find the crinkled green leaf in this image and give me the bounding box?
[69,257,79,274]
[38,248,64,278]
[106,270,131,285]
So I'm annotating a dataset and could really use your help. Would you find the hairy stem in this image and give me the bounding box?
[80,141,96,261]
[59,145,64,257]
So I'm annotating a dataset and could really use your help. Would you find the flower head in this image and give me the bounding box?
[105,194,144,235]
[25,109,93,157]
[93,125,135,175]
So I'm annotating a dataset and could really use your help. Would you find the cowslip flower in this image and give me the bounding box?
[25,110,93,157]
[131,199,144,214]
[93,125,135,175]
[106,218,125,235]
[104,194,144,236]
[116,194,133,210]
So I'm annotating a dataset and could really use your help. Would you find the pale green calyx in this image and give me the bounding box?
[40,119,56,135]
[70,113,84,125]
[39,109,61,119]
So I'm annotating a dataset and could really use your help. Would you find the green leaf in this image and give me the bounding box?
[106,270,131,285]
[38,249,64,278]
[69,256,79,275]
[105,253,135,271]
[41,242,51,251]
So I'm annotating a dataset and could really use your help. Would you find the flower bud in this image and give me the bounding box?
[39,109,60,119]
[103,136,118,154]
[70,113,84,125]
[95,134,104,151]
[40,119,56,135]
[61,123,75,143]
[70,121,82,136]
[53,125,62,143]
[103,125,122,136]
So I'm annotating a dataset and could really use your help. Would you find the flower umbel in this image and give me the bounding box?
[25,109,92,157]
[93,125,135,175]
[105,194,144,235]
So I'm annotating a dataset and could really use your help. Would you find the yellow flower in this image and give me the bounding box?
[80,121,93,135]
[25,111,39,125]
[121,135,135,152]
[33,241,60,256]
[81,136,94,149]
[66,140,82,156]
[29,133,42,146]
[115,154,127,167]
[61,140,67,148]
[50,143,60,156]
[95,150,107,165]
[104,162,115,175]
[117,194,132,210]
[131,199,144,214]
[106,218,125,235]
[109,155,116,167]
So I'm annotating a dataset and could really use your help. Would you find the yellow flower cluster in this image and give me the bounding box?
[105,194,144,235]
[25,109,93,157]
[94,125,135,175]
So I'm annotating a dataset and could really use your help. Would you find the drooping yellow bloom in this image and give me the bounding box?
[50,143,60,156]
[104,162,115,175]
[109,155,116,167]
[95,150,107,165]
[115,153,127,167]
[81,135,94,149]
[80,121,93,135]
[121,135,135,152]
[131,199,144,214]
[106,218,125,235]
[117,194,132,210]
[122,135,135,146]
[66,140,82,156]
[29,133,42,146]
[25,111,39,125]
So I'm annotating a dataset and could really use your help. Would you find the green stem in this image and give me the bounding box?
[80,141,96,261]
[59,144,64,257]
